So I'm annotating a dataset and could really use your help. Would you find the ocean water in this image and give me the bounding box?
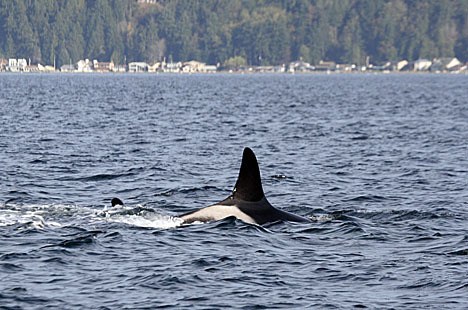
[0,73,467,309]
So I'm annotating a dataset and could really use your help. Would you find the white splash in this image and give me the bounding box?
[0,203,183,230]
[104,213,184,229]
[309,214,335,222]
[0,205,63,229]
[97,204,184,229]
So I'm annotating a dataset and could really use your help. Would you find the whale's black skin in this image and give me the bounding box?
[111,147,311,225]
[179,147,310,225]
[111,197,124,207]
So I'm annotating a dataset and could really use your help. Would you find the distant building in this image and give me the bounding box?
[253,65,285,73]
[289,60,313,73]
[128,62,149,72]
[24,64,41,72]
[7,58,28,72]
[392,60,408,71]
[112,65,127,73]
[148,62,161,72]
[413,59,432,71]
[8,59,18,71]
[0,58,7,71]
[18,59,28,70]
[136,0,158,4]
[182,60,204,73]
[430,57,462,72]
[60,64,76,72]
[164,61,182,73]
[314,60,336,71]
[369,62,391,71]
[335,63,356,72]
[204,65,218,73]
[42,65,56,72]
[93,60,114,72]
[76,59,93,72]
[180,60,217,73]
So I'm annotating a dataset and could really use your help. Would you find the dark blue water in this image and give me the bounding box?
[1,73,467,309]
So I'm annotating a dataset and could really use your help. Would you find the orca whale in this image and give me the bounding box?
[111,147,310,225]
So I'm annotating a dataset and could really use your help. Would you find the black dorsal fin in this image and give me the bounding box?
[232,147,265,202]
[111,197,124,206]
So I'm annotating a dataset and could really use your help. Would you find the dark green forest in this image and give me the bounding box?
[0,0,467,67]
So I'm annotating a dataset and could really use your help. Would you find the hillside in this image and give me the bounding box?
[0,0,467,67]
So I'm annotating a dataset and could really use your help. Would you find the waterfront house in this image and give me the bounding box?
[60,64,76,72]
[182,60,206,73]
[254,66,274,73]
[128,62,149,72]
[0,58,7,71]
[164,61,182,73]
[443,57,461,71]
[288,60,313,73]
[335,63,356,72]
[43,65,56,72]
[430,57,462,72]
[314,60,336,71]
[414,59,432,71]
[137,0,158,3]
[204,65,217,73]
[8,59,18,71]
[183,61,217,73]
[369,62,391,71]
[7,58,27,72]
[18,59,28,70]
[148,62,161,72]
[112,65,127,73]
[93,60,114,72]
[391,60,408,71]
[254,65,286,73]
[24,64,41,72]
[77,59,93,72]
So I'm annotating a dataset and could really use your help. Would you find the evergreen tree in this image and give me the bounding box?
[0,0,467,66]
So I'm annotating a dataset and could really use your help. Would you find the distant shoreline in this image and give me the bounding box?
[0,70,466,76]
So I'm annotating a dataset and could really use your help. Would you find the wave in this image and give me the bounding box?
[1,201,464,233]
[343,194,389,202]
[42,231,101,249]
[0,208,62,230]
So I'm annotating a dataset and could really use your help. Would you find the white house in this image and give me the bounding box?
[431,57,462,72]
[289,60,313,73]
[394,60,408,71]
[182,61,201,73]
[148,62,161,72]
[414,59,432,71]
[204,65,218,73]
[60,64,76,72]
[93,60,114,72]
[164,61,182,73]
[7,58,27,71]
[8,59,18,71]
[112,65,127,73]
[128,62,149,72]
[76,59,93,72]
[0,58,7,71]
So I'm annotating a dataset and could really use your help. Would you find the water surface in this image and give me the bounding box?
[1,73,467,308]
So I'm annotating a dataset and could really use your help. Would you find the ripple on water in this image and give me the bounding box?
[1,74,468,308]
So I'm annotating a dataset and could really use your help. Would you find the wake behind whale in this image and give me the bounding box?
[112,147,310,226]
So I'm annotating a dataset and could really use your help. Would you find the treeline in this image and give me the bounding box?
[0,0,467,68]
